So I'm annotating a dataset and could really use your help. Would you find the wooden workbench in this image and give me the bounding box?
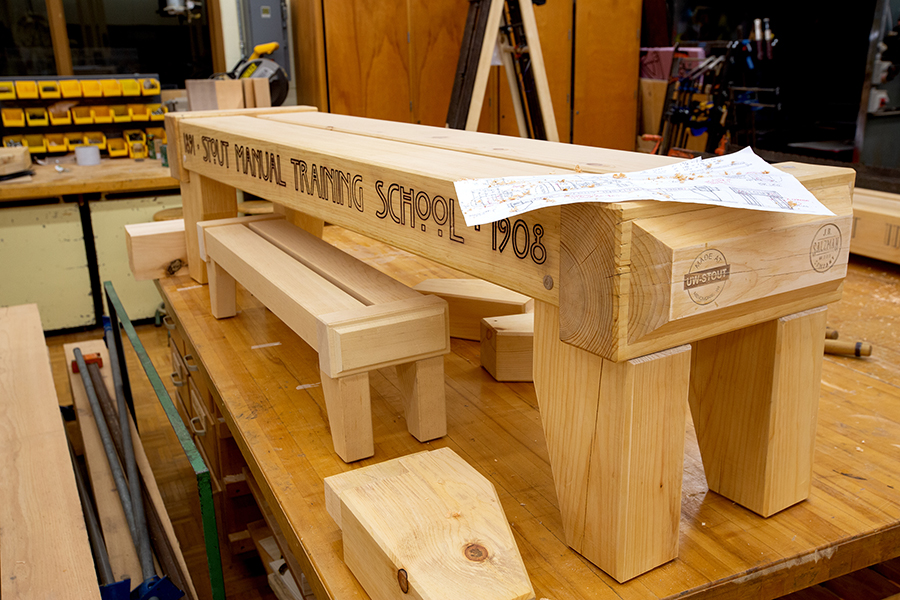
[0,157,177,202]
[158,225,900,600]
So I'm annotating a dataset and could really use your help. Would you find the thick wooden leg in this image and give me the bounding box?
[533,301,690,583]
[182,174,238,283]
[395,356,446,442]
[689,306,827,517]
[207,260,236,319]
[320,371,374,462]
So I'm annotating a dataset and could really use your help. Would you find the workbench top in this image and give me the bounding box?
[158,225,900,600]
[0,156,177,202]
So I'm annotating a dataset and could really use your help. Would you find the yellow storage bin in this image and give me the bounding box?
[120,79,140,96]
[38,81,61,98]
[91,105,113,124]
[140,78,161,95]
[128,104,150,121]
[145,127,167,144]
[2,108,25,128]
[72,106,94,125]
[2,135,26,148]
[81,79,102,97]
[84,131,107,150]
[48,106,72,126]
[45,133,67,153]
[25,107,49,127]
[101,79,122,97]
[124,129,148,159]
[15,81,38,99]
[60,79,81,98]
[65,132,85,150]
[110,105,131,123]
[24,134,46,154]
[107,137,128,157]
[147,103,167,121]
[0,81,15,100]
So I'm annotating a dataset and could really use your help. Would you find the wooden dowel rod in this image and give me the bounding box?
[824,339,872,357]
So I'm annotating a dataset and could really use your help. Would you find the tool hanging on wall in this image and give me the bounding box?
[446,0,558,141]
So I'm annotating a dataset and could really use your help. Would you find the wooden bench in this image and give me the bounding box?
[0,304,100,599]
[199,217,450,463]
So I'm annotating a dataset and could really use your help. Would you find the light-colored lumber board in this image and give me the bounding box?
[242,79,257,109]
[291,0,328,111]
[196,214,284,262]
[249,219,420,305]
[0,147,31,177]
[65,342,143,584]
[316,295,450,378]
[319,371,373,462]
[0,305,100,600]
[394,356,447,442]
[480,312,534,382]
[252,78,271,108]
[125,219,189,281]
[463,0,507,131]
[689,306,828,516]
[181,173,238,283]
[272,203,325,238]
[851,187,900,264]
[413,278,532,340]
[533,301,690,582]
[45,0,73,75]
[324,448,534,600]
[208,259,237,319]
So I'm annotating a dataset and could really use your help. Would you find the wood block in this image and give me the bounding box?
[125,218,189,281]
[394,356,447,442]
[316,295,450,378]
[197,214,283,262]
[480,313,534,382]
[186,79,244,111]
[272,203,324,238]
[324,448,534,600]
[228,530,254,555]
[320,371,373,462]
[413,279,532,340]
[182,174,238,283]
[533,301,690,582]
[0,146,31,176]
[208,259,237,319]
[851,187,900,264]
[252,78,271,108]
[241,79,257,109]
[0,305,100,600]
[689,306,827,516]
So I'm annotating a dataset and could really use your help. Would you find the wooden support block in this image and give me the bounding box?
[316,295,450,378]
[272,203,324,237]
[320,371,373,462]
[0,146,31,176]
[850,187,900,265]
[208,259,237,319]
[395,356,447,442]
[413,278,532,340]
[228,530,254,555]
[480,312,534,382]
[125,218,189,281]
[689,306,827,517]
[182,174,238,283]
[0,306,101,600]
[324,448,534,600]
[241,79,257,108]
[533,301,690,582]
[224,473,251,498]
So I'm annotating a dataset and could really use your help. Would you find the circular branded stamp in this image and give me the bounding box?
[809,224,841,273]
[684,249,730,305]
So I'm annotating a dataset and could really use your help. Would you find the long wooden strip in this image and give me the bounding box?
[0,305,100,600]
[126,219,189,281]
[204,224,364,345]
[850,187,900,264]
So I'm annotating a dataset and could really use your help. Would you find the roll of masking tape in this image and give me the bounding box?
[75,145,101,166]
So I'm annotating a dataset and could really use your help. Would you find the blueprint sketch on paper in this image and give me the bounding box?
[453,147,834,227]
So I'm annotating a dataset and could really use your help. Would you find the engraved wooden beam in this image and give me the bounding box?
[177,114,854,360]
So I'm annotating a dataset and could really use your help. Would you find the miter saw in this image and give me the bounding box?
[212,41,290,106]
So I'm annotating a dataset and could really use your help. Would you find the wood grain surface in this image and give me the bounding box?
[159,226,900,600]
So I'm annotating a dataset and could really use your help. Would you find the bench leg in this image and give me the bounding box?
[207,260,236,319]
[181,174,237,284]
[320,370,374,462]
[533,301,690,583]
[689,306,827,517]
[395,356,447,442]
